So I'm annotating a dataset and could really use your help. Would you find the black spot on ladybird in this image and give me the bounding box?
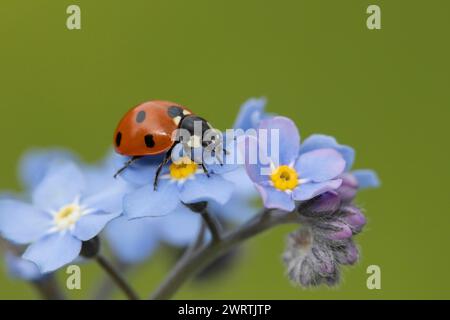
[116,132,122,147]
[168,106,184,118]
[136,111,146,123]
[144,134,155,148]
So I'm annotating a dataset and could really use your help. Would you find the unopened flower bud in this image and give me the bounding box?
[300,202,367,239]
[332,239,359,265]
[339,206,366,234]
[283,227,339,287]
[316,220,353,241]
[301,191,341,217]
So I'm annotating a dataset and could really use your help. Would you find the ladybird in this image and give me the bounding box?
[113,100,223,189]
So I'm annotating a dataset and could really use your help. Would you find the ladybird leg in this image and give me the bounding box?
[214,149,224,166]
[212,144,228,166]
[201,163,211,178]
[199,145,212,178]
[217,156,224,166]
[153,151,172,191]
[114,156,142,178]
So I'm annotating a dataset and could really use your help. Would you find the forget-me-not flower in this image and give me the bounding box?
[0,161,121,273]
[121,150,235,219]
[102,152,204,263]
[103,215,160,264]
[242,116,346,212]
[76,150,157,264]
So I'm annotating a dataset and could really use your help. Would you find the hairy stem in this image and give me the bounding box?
[96,255,139,300]
[33,275,65,300]
[184,221,206,258]
[150,209,299,300]
[200,209,222,242]
[93,260,129,300]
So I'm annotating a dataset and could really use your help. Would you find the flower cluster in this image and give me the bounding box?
[0,97,378,297]
[283,192,366,286]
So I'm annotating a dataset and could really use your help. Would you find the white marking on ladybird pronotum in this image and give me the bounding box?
[173,116,182,126]
[187,135,202,148]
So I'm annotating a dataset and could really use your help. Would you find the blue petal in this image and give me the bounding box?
[82,151,134,214]
[292,179,342,201]
[19,148,78,191]
[241,135,271,184]
[300,134,355,171]
[104,216,159,264]
[258,116,300,166]
[83,181,131,214]
[233,97,267,131]
[209,194,259,223]
[5,252,45,281]
[32,162,85,212]
[82,151,134,195]
[352,169,380,189]
[207,162,239,176]
[339,145,355,172]
[254,185,295,212]
[295,149,345,182]
[22,232,81,273]
[156,206,203,247]
[72,211,120,241]
[117,155,163,186]
[123,182,179,219]
[82,151,120,195]
[300,134,337,153]
[0,199,52,244]
[222,166,258,199]
[179,174,234,205]
[83,166,108,195]
[209,167,259,223]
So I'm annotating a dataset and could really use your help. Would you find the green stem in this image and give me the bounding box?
[96,255,139,300]
[150,209,299,300]
[33,275,65,300]
[93,260,129,300]
[200,209,222,243]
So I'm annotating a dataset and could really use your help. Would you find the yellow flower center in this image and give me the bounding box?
[54,203,82,230]
[169,157,198,180]
[270,165,299,191]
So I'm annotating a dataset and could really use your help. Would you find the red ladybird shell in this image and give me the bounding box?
[114,100,193,156]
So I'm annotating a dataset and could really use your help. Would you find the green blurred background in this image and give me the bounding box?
[0,0,449,299]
